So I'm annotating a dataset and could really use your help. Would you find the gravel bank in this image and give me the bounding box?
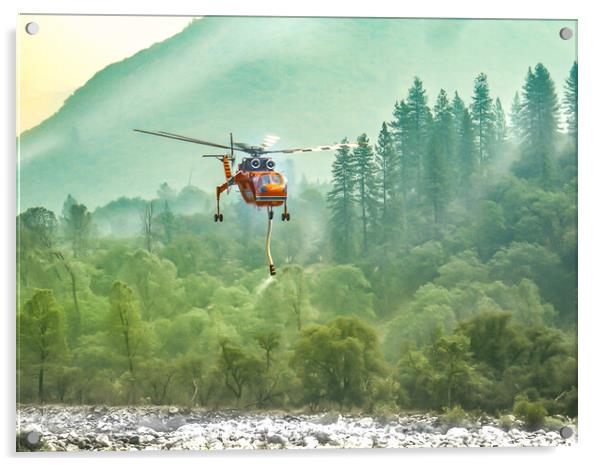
[17,405,576,451]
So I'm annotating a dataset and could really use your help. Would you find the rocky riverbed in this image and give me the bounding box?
[17,405,576,451]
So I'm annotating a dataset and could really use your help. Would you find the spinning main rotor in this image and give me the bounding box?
[133,129,360,157]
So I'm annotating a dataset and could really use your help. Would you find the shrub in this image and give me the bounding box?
[371,401,399,423]
[499,414,517,431]
[440,405,471,428]
[542,416,565,431]
[513,396,547,430]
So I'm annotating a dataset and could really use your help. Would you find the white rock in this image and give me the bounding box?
[138,434,155,444]
[136,426,157,436]
[234,438,253,449]
[314,412,342,425]
[358,417,374,427]
[446,427,470,438]
[95,434,111,447]
[481,425,505,438]
[303,436,319,448]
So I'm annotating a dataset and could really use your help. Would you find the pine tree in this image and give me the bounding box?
[451,91,466,134]
[351,133,379,254]
[65,202,92,258]
[564,61,578,138]
[470,73,496,168]
[515,64,559,183]
[390,99,410,194]
[450,91,467,188]
[493,97,508,159]
[405,78,432,194]
[61,194,77,224]
[375,122,396,219]
[458,108,477,195]
[424,90,452,223]
[158,200,175,244]
[327,138,356,261]
[508,91,523,143]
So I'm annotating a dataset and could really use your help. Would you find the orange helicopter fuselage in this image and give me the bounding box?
[233,170,287,208]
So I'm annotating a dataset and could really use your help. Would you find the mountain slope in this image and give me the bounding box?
[17,17,574,211]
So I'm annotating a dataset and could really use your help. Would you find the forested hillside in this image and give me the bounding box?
[17,17,574,212]
[17,62,577,426]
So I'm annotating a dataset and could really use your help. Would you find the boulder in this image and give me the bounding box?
[95,434,111,447]
[446,427,470,438]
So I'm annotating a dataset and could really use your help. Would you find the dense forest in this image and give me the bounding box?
[17,62,577,427]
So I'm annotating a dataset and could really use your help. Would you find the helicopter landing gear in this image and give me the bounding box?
[281,202,291,221]
[214,185,226,222]
[268,207,274,220]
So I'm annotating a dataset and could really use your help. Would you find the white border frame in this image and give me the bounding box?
[2,1,599,465]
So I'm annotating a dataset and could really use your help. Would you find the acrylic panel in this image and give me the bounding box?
[16,15,577,451]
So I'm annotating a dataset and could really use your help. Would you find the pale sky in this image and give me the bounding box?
[17,15,195,133]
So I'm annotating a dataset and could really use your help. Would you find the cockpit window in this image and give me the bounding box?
[258,174,282,185]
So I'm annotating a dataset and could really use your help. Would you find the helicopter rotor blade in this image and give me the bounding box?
[260,134,280,149]
[134,129,250,152]
[134,129,364,156]
[262,142,362,155]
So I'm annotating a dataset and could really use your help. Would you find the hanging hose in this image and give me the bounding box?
[266,214,276,276]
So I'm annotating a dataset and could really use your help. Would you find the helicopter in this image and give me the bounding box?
[133,129,360,222]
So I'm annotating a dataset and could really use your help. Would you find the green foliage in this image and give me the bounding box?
[327,139,357,261]
[16,61,577,418]
[375,122,397,224]
[440,405,471,428]
[63,199,93,258]
[424,90,453,223]
[292,317,387,409]
[513,396,548,430]
[564,62,578,137]
[513,63,559,184]
[471,73,496,167]
[18,290,69,403]
[351,133,380,253]
[218,338,263,405]
[312,265,374,318]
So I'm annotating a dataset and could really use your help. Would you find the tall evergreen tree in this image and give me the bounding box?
[457,108,477,197]
[327,138,356,261]
[450,92,467,188]
[470,73,496,168]
[514,64,559,183]
[405,78,432,195]
[424,90,453,223]
[375,122,396,219]
[564,61,578,138]
[64,202,92,258]
[451,92,466,137]
[494,98,507,144]
[351,133,379,254]
[61,195,77,224]
[390,99,410,196]
[158,200,175,244]
[493,97,508,160]
[508,91,523,143]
